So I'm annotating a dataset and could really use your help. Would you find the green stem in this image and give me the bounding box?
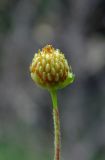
[50,90,61,160]
[50,90,58,109]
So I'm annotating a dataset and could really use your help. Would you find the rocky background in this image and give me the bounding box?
[0,0,105,159]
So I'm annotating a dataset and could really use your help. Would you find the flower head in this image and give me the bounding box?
[30,45,74,90]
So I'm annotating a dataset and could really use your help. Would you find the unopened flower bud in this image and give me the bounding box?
[30,45,74,90]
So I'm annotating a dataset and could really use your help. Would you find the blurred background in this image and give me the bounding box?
[0,0,105,160]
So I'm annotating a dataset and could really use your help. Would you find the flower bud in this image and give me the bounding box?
[30,45,74,90]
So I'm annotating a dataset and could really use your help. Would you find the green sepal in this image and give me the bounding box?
[53,72,75,90]
[31,72,75,91]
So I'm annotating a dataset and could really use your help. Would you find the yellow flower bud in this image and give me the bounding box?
[30,45,74,90]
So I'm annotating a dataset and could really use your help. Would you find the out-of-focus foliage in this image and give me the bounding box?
[0,0,105,160]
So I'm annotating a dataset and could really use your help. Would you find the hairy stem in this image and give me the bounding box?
[50,90,61,160]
